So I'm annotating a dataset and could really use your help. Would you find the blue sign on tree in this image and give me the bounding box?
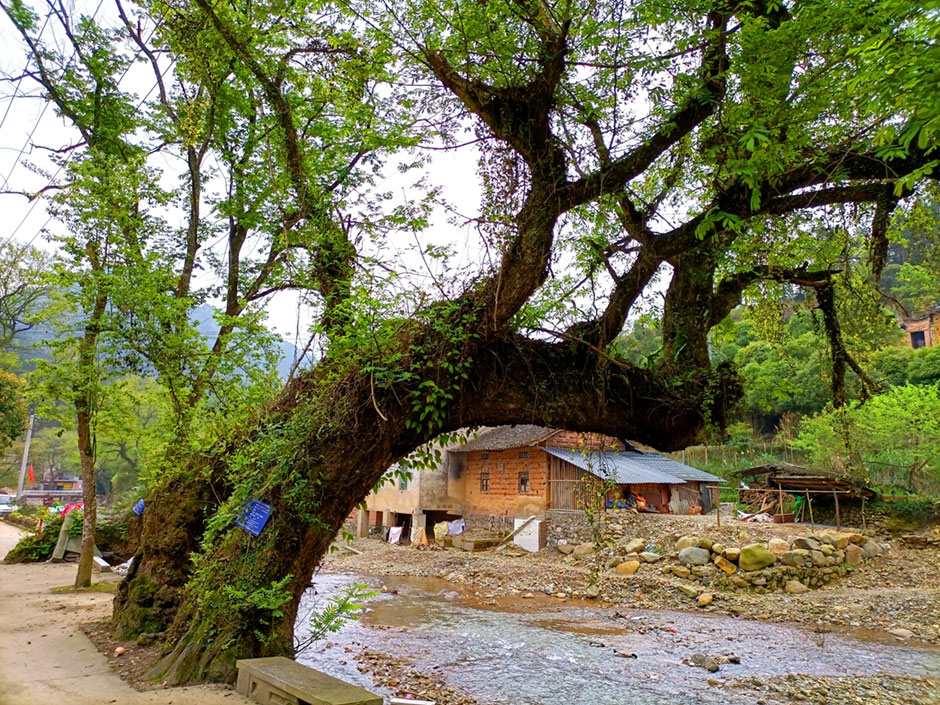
[235,500,272,537]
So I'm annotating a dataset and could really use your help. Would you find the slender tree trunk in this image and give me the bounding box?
[74,298,104,588]
[74,406,98,588]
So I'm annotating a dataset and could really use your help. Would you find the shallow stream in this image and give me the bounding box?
[295,572,940,704]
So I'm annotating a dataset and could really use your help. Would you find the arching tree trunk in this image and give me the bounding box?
[148,336,740,684]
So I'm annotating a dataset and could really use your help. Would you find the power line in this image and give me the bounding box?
[2,5,167,250]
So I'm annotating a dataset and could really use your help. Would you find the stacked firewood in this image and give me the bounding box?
[738,487,796,515]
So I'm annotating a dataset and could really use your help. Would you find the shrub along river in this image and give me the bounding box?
[295,572,940,705]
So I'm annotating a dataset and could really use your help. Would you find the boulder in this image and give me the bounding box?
[639,551,661,563]
[785,580,810,594]
[862,540,883,558]
[573,543,595,558]
[768,538,790,555]
[675,535,700,551]
[844,544,863,565]
[810,550,827,567]
[739,544,776,571]
[714,556,738,575]
[793,537,821,551]
[847,533,864,544]
[723,547,741,562]
[699,537,714,551]
[557,544,575,555]
[829,534,850,549]
[624,538,646,555]
[678,546,711,566]
[697,593,714,607]
[780,549,811,567]
[616,560,640,576]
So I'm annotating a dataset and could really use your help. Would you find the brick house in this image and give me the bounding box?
[901,307,940,349]
[357,425,724,538]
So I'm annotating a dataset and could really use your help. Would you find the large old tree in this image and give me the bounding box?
[5,0,938,684]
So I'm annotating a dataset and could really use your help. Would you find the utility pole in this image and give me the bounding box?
[15,414,35,497]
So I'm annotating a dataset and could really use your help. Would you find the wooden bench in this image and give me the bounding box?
[235,657,381,705]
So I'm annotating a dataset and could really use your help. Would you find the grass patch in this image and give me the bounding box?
[50,582,119,594]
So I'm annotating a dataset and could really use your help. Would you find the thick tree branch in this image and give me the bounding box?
[556,8,730,212]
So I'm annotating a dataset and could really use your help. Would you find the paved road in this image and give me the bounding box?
[0,520,250,705]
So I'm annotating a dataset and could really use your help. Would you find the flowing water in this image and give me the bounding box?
[295,572,940,704]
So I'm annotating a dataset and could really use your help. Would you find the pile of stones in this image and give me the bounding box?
[658,532,884,594]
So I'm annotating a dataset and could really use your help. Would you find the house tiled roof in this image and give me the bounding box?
[543,448,726,485]
[451,425,558,452]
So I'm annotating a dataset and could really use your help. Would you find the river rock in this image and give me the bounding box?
[676,535,700,551]
[573,543,595,558]
[845,543,864,565]
[699,537,714,551]
[768,538,790,555]
[616,560,640,576]
[793,537,821,551]
[606,556,624,569]
[785,580,810,594]
[889,628,914,640]
[558,543,574,555]
[780,549,811,567]
[639,551,661,563]
[698,592,714,607]
[723,547,741,562]
[677,584,699,598]
[739,544,776,571]
[711,543,725,555]
[585,585,601,599]
[623,538,646,555]
[671,565,691,578]
[714,556,738,575]
[678,547,711,566]
[848,533,864,544]
[689,653,719,672]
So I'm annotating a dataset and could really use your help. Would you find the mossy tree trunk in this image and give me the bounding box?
[148,334,737,684]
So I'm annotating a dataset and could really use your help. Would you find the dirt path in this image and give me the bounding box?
[0,521,249,705]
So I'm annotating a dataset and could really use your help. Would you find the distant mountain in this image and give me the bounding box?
[6,302,302,381]
[190,304,303,380]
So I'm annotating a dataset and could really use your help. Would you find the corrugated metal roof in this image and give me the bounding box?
[636,454,727,483]
[544,449,686,485]
[451,425,558,452]
[544,449,726,485]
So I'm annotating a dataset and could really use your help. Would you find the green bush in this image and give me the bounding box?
[3,513,64,564]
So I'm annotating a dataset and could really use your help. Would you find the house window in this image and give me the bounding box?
[480,470,490,493]
[912,330,926,349]
[519,471,529,494]
[481,452,490,460]
[518,450,528,459]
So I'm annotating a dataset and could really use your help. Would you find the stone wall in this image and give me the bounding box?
[545,509,593,545]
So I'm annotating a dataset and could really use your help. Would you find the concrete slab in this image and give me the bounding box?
[236,656,381,705]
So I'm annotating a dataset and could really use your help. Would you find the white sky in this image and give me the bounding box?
[0,1,494,351]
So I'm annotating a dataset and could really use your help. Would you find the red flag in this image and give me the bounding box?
[28,464,33,483]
